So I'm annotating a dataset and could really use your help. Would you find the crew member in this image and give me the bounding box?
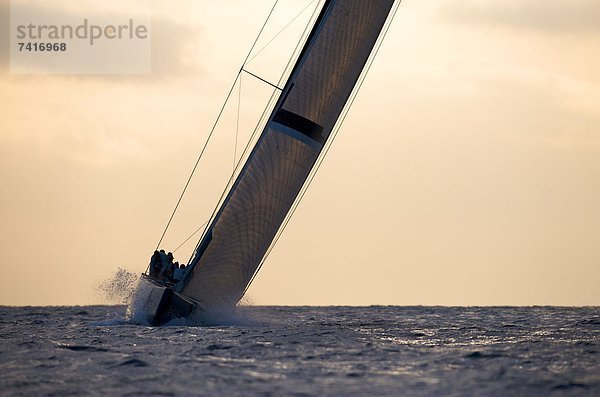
[173,263,186,282]
[160,252,175,280]
[149,250,161,277]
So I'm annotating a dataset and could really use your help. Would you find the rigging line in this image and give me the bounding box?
[246,0,319,65]
[172,219,210,255]
[241,69,282,91]
[241,0,282,69]
[242,0,402,297]
[155,72,240,251]
[234,74,242,172]
[154,0,281,250]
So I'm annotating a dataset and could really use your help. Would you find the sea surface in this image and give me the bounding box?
[0,305,598,396]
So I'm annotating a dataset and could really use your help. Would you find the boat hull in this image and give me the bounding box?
[127,274,196,326]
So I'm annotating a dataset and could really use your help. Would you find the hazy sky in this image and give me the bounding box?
[1,0,599,306]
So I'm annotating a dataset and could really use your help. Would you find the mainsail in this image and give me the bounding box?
[178,0,396,310]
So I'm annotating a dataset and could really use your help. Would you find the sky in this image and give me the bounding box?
[0,0,599,306]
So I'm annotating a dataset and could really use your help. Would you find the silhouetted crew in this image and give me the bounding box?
[149,250,161,277]
[173,263,185,282]
[158,249,168,278]
[168,261,179,281]
[161,252,175,280]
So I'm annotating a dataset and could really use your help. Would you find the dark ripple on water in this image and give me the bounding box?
[0,306,598,396]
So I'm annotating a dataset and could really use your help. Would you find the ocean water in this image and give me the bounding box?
[0,306,598,396]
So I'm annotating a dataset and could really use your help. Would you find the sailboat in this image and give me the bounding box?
[128,0,398,325]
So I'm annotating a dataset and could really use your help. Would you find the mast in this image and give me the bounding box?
[180,0,396,309]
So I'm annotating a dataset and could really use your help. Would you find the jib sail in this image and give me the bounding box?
[180,0,396,309]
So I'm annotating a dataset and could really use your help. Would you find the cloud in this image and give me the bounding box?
[439,0,600,34]
[476,75,600,150]
[150,15,204,79]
